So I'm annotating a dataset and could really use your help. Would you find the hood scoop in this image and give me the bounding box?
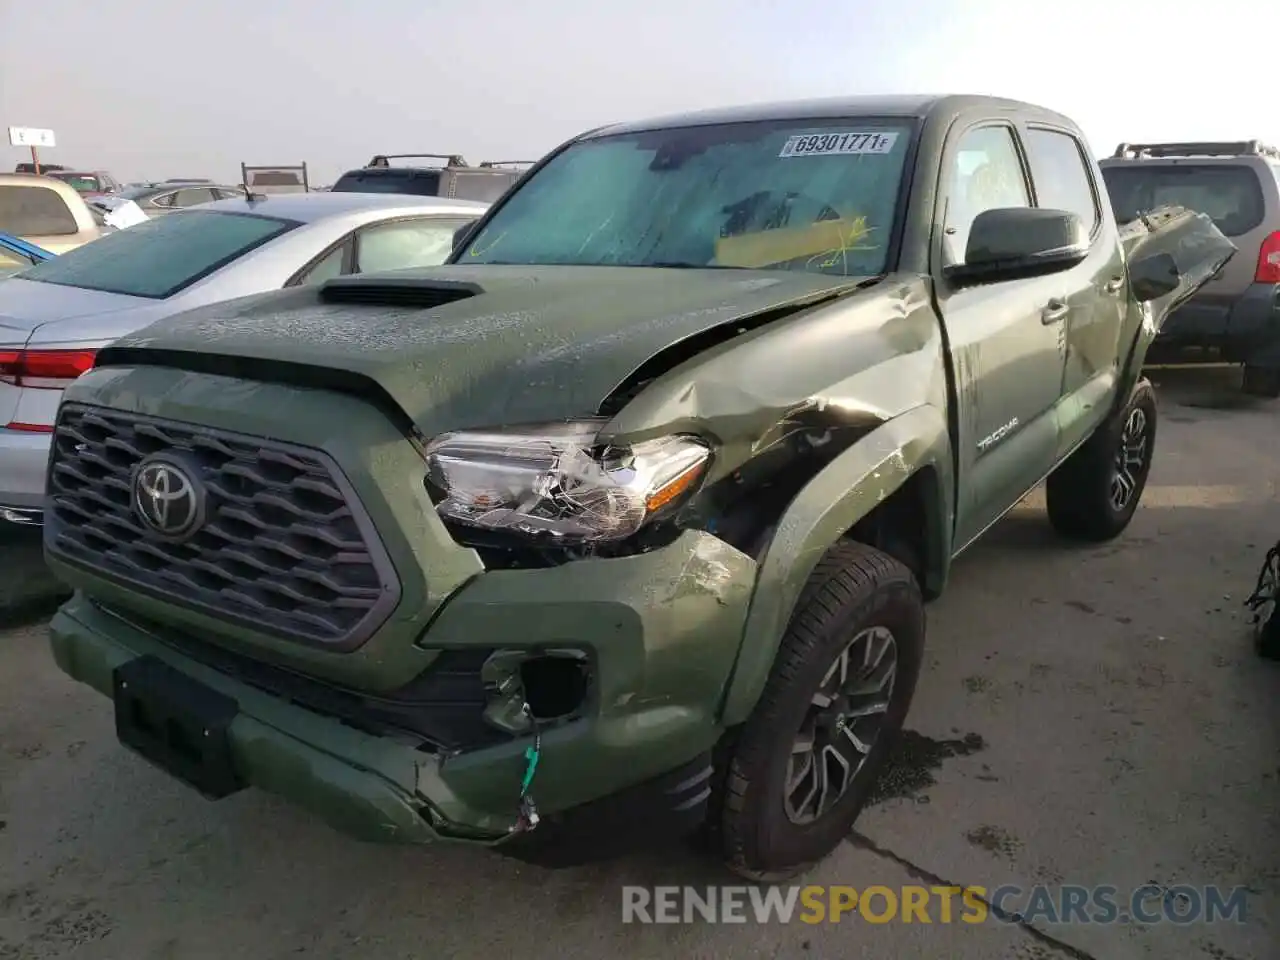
[318,276,483,309]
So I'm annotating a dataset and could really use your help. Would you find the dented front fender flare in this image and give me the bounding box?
[717,404,954,726]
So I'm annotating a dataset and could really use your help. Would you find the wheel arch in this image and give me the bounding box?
[717,405,953,726]
[1113,300,1156,418]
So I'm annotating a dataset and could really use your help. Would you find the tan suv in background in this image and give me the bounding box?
[0,174,102,254]
[1099,140,1280,396]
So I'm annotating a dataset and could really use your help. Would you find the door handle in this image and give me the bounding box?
[1103,276,1124,294]
[1041,299,1070,324]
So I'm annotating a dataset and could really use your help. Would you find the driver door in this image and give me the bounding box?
[936,122,1072,551]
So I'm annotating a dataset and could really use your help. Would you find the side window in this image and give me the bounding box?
[173,188,216,208]
[151,192,178,209]
[944,126,1030,264]
[451,172,515,203]
[354,218,466,273]
[1023,128,1100,233]
[214,187,246,200]
[295,242,349,286]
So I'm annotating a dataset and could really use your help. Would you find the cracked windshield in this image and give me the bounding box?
[463,121,911,275]
[2,0,1277,958]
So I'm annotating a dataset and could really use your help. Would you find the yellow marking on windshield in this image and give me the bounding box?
[715,216,875,270]
[468,229,508,258]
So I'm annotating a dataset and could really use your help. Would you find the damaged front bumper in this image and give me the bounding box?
[48,528,755,862]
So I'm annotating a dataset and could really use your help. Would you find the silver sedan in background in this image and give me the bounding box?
[111,182,249,218]
[0,191,488,524]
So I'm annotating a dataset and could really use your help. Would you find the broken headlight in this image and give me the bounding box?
[423,420,711,542]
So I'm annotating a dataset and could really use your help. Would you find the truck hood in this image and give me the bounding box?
[98,265,876,435]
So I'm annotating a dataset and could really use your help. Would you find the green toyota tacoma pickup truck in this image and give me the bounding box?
[44,94,1233,880]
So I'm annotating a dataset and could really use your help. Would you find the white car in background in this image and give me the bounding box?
[0,174,103,254]
[85,194,150,231]
[0,191,488,524]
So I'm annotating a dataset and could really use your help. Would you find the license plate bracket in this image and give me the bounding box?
[113,655,244,800]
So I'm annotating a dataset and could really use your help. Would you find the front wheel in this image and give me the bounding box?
[1046,380,1158,542]
[714,540,924,881]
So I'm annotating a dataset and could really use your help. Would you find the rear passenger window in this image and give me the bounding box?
[449,172,517,203]
[0,185,79,236]
[296,243,347,285]
[354,218,463,273]
[1024,128,1100,233]
[174,188,216,207]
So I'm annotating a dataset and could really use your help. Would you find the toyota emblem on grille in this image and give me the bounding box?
[133,458,204,539]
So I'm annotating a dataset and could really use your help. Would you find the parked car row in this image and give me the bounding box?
[11,163,125,197]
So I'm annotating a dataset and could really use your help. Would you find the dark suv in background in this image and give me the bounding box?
[1099,140,1280,396]
[330,154,531,203]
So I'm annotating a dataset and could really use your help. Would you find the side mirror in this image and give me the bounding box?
[452,219,480,254]
[945,207,1090,287]
[1127,251,1181,303]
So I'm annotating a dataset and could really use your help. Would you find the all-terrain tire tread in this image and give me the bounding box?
[1046,380,1158,543]
[719,540,920,881]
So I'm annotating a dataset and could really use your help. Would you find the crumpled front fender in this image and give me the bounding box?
[1115,207,1237,409]
[718,403,952,726]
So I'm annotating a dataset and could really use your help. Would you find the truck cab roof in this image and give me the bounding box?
[593,93,1080,137]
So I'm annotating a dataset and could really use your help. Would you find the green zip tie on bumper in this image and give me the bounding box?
[521,742,540,795]
[509,704,542,833]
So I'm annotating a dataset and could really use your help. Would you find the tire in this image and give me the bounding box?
[713,540,924,880]
[1251,549,1280,661]
[1242,365,1280,399]
[1046,379,1157,542]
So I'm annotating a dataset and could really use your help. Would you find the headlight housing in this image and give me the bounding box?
[423,420,711,542]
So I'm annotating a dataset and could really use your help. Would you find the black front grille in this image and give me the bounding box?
[46,404,400,650]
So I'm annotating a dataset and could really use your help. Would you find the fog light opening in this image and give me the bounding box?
[520,655,589,722]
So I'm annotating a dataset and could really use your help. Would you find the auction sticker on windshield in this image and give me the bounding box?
[779,132,899,157]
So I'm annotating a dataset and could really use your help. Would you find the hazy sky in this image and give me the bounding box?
[2,0,1276,185]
